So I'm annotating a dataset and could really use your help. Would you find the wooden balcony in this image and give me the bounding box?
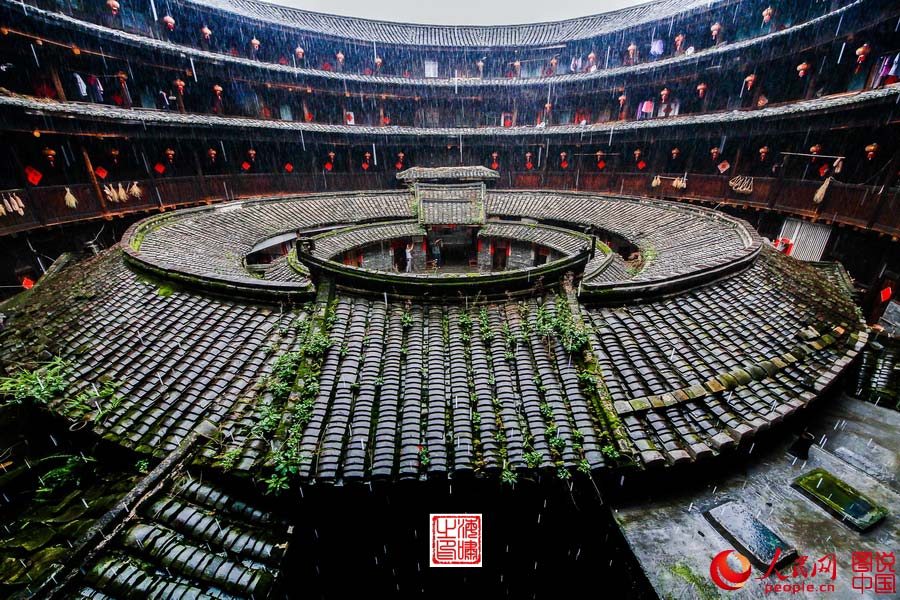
[1,170,897,238]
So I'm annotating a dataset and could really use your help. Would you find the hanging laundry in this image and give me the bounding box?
[73,73,88,99]
[88,75,104,103]
[637,100,655,120]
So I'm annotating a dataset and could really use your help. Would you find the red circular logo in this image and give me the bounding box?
[710,550,752,591]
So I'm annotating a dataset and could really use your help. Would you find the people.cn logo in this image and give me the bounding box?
[710,549,753,591]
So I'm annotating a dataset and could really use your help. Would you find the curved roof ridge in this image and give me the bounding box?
[190,0,721,47]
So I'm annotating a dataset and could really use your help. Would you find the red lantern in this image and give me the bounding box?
[797,62,810,78]
[107,0,119,15]
[490,152,499,170]
[295,47,305,60]
[710,22,722,41]
[865,143,879,160]
[618,94,627,108]
[21,277,34,290]
[881,286,893,303]
[697,82,708,98]
[325,151,335,171]
[42,147,56,168]
[251,37,260,50]
[855,44,871,73]
[162,15,175,30]
[284,162,293,172]
[762,7,774,24]
[362,152,371,170]
[201,26,212,40]
[674,34,685,53]
[559,152,568,170]
[525,152,533,170]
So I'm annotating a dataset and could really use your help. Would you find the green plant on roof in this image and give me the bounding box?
[479,307,494,342]
[303,330,331,358]
[35,453,96,501]
[549,435,566,454]
[0,357,71,406]
[524,450,542,469]
[577,459,591,475]
[501,468,518,486]
[556,466,571,480]
[601,444,621,460]
[418,446,431,467]
[135,458,151,474]
[642,245,659,263]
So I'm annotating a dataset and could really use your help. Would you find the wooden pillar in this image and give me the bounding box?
[867,149,900,229]
[49,66,67,102]
[80,146,107,213]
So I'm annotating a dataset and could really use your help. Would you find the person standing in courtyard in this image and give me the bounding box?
[405,242,414,272]
[432,238,443,267]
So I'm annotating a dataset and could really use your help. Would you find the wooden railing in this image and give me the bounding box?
[1,171,897,238]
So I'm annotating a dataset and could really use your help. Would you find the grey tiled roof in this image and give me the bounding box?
[398,166,499,181]
[3,85,898,139]
[124,190,757,291]
[0,243,864,480]
[0,184,865,483]
[480,222,590,255]
[485,191,760,284]
[197,0,718,47]
[129,192,412,287]
[75,472,289,598]
[311,221,425,259]
[11,0,870,87]
[418,184,485,225]
[262,253,305,282]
